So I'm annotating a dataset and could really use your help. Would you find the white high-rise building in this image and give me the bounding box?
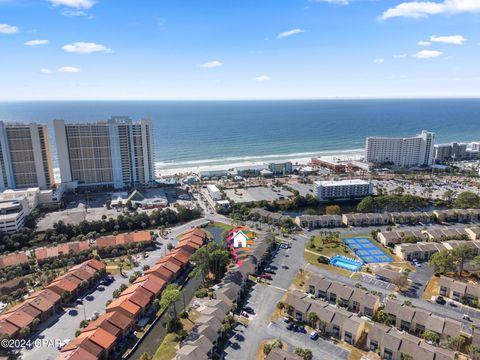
[54,117,154,189]
[0,121,55,190]
[365,130,435,167]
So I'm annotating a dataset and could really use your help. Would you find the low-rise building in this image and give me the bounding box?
[294,214,342,229]
[0,251,29,269]
[96,231,153,249]
[342,212,390,227]
[35,240,90,263]
[395,240,480,261]
[439,276,480,304]
[0,198,29,233]
[389,211,435,225]
[268,162,292,176]
[377,230,426,247]
[250,208,290,225]
[374,267,405,285]
[206,184,222,201]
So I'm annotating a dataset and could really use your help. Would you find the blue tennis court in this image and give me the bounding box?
[342,237,392,263]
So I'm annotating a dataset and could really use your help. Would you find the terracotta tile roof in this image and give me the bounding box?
[119,287,152,308]
[35,240,90,262]
[61,336,103,358]
[176,242,199,253]
[161,260,181,274]
[181,228,207,238]
[79,327,116,350]
[59,273,83,286]
[47,277,79,294]
[29,288,62,305]
[25,295,55,313]
[180,235,205,246]
[104,311,133,331]
[0,316,20,337]
[56,347,99,360]
[0,252,29,269]
[5,302,41,318]
[157,256,184,268]
[69,267,94,282]
[2,310,35,328]
[83,314,121,338]
[145,264,174,282]
[96,231,152,248]
[133,275,166,297]
[107,297,141,318]
[168,248,192,265]
[83,259,105,271]
[178,240,202,250]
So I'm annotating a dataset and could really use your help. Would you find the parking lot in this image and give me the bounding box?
[224,186,294,203]
[286,183,315,197]
[359,273,396,292]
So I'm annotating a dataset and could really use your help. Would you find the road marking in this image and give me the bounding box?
[267,284,287,292]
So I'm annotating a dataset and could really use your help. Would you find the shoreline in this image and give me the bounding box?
[154,149,365,177]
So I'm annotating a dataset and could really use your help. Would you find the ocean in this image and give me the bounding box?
[0,99,479,174]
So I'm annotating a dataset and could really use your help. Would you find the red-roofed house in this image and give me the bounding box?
[134,275,166,297]
[56,347,99,360]
[0,316,20,338]
[145,264,174,282]
[35,240,90,263]
[78,327,116,359]
[106,297,141,320]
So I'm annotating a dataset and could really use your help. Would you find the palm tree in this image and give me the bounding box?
[308,312,318,327]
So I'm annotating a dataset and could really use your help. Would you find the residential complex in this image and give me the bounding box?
[314,179,373,201]
[268,161,292,175]
[365,130,435,166]
[54,117,154,189]
[434,142,468,163]
[0,121,54,190]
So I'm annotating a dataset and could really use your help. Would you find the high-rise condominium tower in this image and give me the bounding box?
[54,117,154,189]
[0,121,54,190]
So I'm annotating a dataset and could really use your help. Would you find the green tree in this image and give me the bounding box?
[428,250,457,274]
[294,348,313,360]
[160,284,181,331]
[325,205,341,215]
[452,244,477,275]
[307,312,318,326]
[139,352,152,360]
[422,330,440,343]
[454,191,480,209]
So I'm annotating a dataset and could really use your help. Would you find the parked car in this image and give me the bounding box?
[283,316,291,323]
[75,299,83,305]
[448,300,457,307]
[463,314,471,321]
[310,331,319,340]
[286,323,294,330]
[260,274,272,280]
[293,324,299,332]
[436,296,446,305]
[240,311,249,318]
[243,306,255,314]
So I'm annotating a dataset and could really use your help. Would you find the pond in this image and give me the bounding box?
[205,226,226,244]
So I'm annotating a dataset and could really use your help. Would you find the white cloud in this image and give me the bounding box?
[413,49,443,58]
[430,35,466,45]
[62,42,112,54]
[393,54,408,58]
[199,60,223,68]
[277,28,307,39]
[25,39,48,46]
[418,40,431,46]
[254,75,271,81]
[374,58,385,64]
[0,23,18,34]
[61,9,88,16]
[49,0,95,9]
[380,0,480,20]
[310,0,349,4]
[58,66,80,73]
[40,68,53,74]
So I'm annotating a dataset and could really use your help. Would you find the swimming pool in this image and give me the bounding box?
[330,255,363,271]
[342,237,392,263]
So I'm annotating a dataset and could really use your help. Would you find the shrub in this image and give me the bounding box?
[195,288,209,298]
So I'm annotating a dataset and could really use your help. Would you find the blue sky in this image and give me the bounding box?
[1,0,480,100]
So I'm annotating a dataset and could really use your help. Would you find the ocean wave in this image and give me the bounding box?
[155,148,365,169]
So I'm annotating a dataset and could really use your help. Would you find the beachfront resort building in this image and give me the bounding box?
[315,179,373,201]
[54,117,154,189]
[0,121,54,190]
[434,142,468,163]
[365,130,435,167]
[206,184,222,201]
[268,161,292,175]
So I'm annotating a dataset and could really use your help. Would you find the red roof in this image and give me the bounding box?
[47,278,79,294]
[119,287,151,308]
[161,260,181,274]
[56,347,99,360]
[134,275,166,297]
[61,336,103,358]
[176,242,199,253]
[29,288,62,305]
[178,239,202,249]
[5,303,41,318]
[104,311,133,331]
[25,296,55,313]
[107,298,141,318]
[181,228,207,238]
[96,231,152,248]
[84,259,105,271]
[0,252,29,269]
[145,264,174,282]
[0,316,20,337]
[79,327,116,350]
[2,310,35,328]
[35,240,90,262]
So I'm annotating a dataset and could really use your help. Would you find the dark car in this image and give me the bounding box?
[243,306,255,314]
[264,268,276,274]
[436,296,446,305]
[286,323,294,330]
[298,325,305,333]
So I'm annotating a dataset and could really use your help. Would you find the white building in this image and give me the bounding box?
[54,117,154,189]
[206,184,222,201]
[365,130,435,167]
[0,198,29,233]
[315,179,373,201]
[0,121,54,190]
[0,187,59,211]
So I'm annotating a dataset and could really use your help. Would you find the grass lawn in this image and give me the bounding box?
[304,252,354,278]
[212,221,233,231]
[153,333,178,360]
[423,276,440,301]
[306,234,352,257]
